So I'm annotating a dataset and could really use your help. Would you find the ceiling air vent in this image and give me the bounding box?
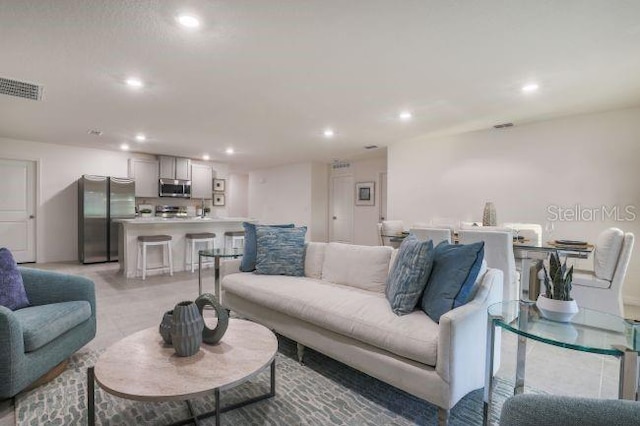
[364,145,378,150]
[0,76,43,101]
[332,160,351,169]
[493,122,513,129]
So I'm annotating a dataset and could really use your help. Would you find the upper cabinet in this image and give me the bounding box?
[159,156,191,180]
[128,158,159,198]
[191,163,213,199]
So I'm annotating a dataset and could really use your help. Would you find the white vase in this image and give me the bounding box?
[536,294,579,323]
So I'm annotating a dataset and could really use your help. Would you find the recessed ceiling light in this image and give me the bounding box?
[120,143,130,151]
[399,111,413,121]
[125,78,144,88]
[521,83,539,93]
[87,129,103,136]
[177,15,200,29]
[135,134,146,142]
[202,154,210,160]
[323,129,335,138]
[225,148,234,155]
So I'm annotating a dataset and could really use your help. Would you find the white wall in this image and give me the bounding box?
[248,162,328,241]
[388,107,640,304]
[0,137,231,263]
[227,173,249,218]
[331,156,387,245]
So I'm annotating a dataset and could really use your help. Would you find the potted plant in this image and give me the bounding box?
[139,208,153,218]
[536,251,578,322]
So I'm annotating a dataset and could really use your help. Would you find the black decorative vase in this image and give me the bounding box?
[159,310,173,344]
[170,301,204,357]
[195,293,229,345]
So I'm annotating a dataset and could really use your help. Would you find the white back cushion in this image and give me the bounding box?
[304,242,326,279]
[595,228,624,281]
[322,242,393,292]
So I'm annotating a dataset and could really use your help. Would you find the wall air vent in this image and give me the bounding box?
[493,122,514,129]
[331,160,351,169]
[364,145,378,150]
[0,76,43,101]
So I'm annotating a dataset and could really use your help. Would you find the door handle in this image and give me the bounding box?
[332,216,337,220]
[29,215,35,219]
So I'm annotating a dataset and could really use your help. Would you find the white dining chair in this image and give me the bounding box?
[409,227,452,245]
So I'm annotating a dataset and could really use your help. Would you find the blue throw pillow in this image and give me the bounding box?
[0,247,30,310]
[240,222,294,272]
[255,226,307,276]
[385,235,434,315]
[420,241,484,322]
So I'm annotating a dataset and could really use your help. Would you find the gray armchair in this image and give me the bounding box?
[0,267,96,398]
[500,394,640,426]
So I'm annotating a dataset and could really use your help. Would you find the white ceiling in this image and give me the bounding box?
[1,1,640,172]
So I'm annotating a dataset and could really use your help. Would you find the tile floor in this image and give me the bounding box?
[1,262,638,425]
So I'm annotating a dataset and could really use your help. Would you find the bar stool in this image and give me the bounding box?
[224,231,245,250]
[137,235,173,280]
[185,232,216,273]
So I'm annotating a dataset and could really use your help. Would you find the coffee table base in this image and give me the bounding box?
[88,360,276,426]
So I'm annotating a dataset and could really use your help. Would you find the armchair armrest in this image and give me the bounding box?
[19,268,96,316]
[0,305,24,359]
[436,268,503,403]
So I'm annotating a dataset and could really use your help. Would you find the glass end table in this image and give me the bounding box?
[198,248,243,302]
[483,300,639,425]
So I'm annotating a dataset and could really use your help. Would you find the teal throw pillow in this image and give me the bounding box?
[420,241,484,322]
[240,222,294,272]
[385,235,434,315]
[255,226,307,276]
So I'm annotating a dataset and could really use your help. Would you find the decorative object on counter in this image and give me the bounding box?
[213,178,225,192]
[536,251,577,322]
[195,293,229,344]
[482,202,497,226]
[170,301,204,356]
[213,193,225,206]
[159,310,173,344]
[139,208,153,218]
[355,181,375,206]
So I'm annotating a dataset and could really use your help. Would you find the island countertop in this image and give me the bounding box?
[115,217,253,225]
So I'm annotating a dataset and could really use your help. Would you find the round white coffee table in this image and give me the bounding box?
[88,319,277,425]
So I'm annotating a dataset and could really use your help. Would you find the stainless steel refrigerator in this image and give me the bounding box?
[78,175,136,263]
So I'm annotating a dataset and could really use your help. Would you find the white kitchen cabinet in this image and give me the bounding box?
[128,158,159,198]
[159,156,191,180]
[191,163,212,199]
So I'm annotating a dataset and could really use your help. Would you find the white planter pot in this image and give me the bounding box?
[536,294,579,323]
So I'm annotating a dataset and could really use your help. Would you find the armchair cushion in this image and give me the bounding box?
[594,228,624,281]
[13,301,91,352]
[0,248,30,310]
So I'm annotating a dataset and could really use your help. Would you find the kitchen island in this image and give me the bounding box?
[115,217,251,278]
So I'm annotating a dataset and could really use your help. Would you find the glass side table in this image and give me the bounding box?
[198,248,243,302]
[483,300,639,425]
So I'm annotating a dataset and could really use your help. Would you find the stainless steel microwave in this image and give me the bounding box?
[159,179,191,198]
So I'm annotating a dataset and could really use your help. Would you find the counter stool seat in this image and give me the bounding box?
[185,232,216,273]
[137,235,173,280]
[224,231,245,250]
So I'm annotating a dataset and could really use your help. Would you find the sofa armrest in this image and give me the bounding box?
[220,258,242,282]
[19,268,96,317]
[436,268,503,393]
[0,305,25,380]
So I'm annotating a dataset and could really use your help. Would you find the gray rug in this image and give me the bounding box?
[15,336,529,425]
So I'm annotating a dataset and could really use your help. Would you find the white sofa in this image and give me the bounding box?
[221,242,503,424]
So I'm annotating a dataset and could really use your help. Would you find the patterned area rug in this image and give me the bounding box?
[15,336,528,425]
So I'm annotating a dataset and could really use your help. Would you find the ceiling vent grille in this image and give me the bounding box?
[0,77,43,101]
[332,161,351,169]
[493,122,513,129]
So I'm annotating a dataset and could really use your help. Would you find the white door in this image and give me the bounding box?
[379,172,387,221]
[0,159,36,262]
[330,175,354,243]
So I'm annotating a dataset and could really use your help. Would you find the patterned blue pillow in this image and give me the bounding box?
[240,222,294,272]
[255,226,307,276]
[0,247,30,310]
[385,235,434,315]
[420,241,484,323]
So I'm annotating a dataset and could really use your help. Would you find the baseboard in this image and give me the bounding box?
[623,296,640,307]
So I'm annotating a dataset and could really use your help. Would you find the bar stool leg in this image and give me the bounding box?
[191,239,196,273]
[168,241,173,276]
[142,244,147,280]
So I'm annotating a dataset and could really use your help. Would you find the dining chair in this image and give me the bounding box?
[502,223,543,246]
[458,229,518,302]
[409,227,452,245]
[380,220,405,248]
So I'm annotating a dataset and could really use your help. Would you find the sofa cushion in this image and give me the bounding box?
[421,241,485,322]
[304,242,326,279]
[322,243,393,293]
[0,247,30,310]
[12,301,92,352]
[224,273,439,366]
[385,235,434,315]
[255,226,307,276]
[240,222,294,272]
[594,228,624,281]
